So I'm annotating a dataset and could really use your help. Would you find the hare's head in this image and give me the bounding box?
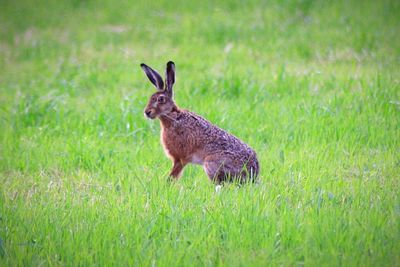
[141,61,176,119]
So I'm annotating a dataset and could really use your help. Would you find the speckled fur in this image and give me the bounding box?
[141,61,259,184]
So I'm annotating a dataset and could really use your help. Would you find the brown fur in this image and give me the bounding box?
[141,62,259,184]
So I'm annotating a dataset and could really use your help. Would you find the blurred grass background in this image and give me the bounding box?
[0,0,399,266]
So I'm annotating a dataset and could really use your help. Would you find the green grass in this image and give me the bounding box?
[0,0,399,266]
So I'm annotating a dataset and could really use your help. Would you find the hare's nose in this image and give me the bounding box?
[145,110,151,116]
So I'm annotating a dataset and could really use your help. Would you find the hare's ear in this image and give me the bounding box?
[165,61,175,97]
[140,63,164,90]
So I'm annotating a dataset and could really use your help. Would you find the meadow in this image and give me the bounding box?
[0,0,399,266]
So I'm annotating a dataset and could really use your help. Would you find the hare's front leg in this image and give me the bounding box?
[169,159,186,179]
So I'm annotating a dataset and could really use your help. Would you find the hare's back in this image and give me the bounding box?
[183,111,256,157]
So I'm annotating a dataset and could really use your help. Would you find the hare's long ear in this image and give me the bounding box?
[165,61,175,97]
[140,63,164,90]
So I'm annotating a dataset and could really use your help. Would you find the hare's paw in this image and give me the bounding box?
[167,175,178,183]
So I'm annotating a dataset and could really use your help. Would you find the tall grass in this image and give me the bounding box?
[0,0,399,266]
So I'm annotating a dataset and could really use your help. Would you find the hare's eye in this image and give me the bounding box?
[157,96,165,103]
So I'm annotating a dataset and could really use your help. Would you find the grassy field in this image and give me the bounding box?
[0,0,399,266]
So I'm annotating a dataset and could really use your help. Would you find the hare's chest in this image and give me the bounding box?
[160,126,189,159]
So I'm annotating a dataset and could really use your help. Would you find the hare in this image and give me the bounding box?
[141,61,259,184]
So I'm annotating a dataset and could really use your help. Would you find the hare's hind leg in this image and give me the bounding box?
[204,156,252,183]
[203,160,224,183]
[203,156,234,184]
[169,159,186,179]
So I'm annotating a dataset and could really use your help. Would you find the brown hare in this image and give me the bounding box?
[141,61,259,184]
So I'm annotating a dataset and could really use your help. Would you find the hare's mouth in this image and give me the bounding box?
[144,110,156,119]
